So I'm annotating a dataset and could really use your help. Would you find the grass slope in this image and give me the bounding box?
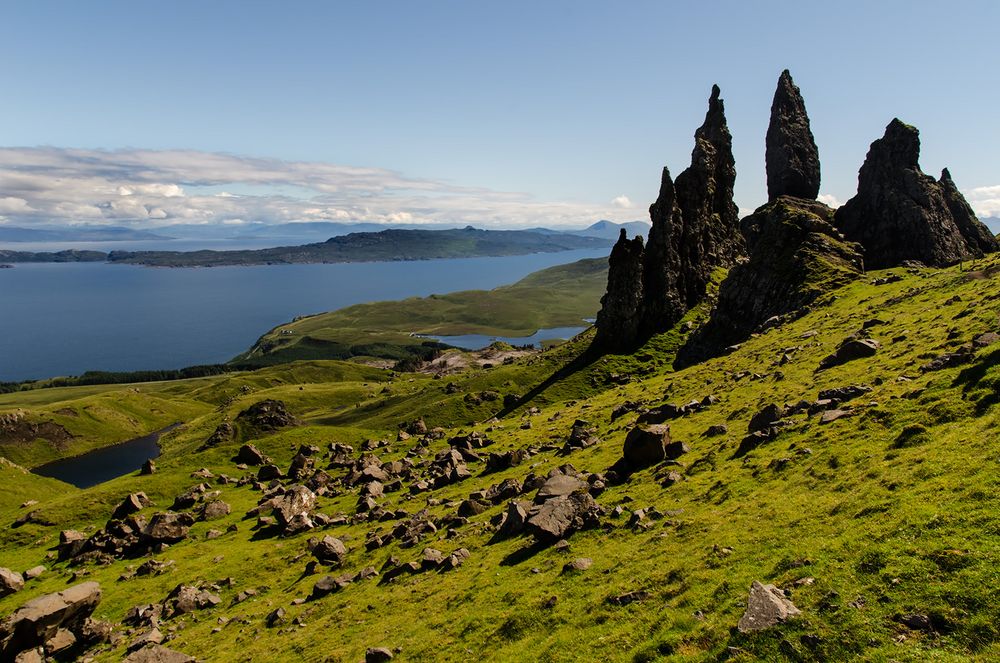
[2,257,1000,662]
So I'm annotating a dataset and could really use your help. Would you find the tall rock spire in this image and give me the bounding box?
[834,119,998,268]
[765,70,820,200]
[593,85,745,352]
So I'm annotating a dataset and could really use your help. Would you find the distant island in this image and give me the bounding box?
[0,225,172,242]
[0,226,614,267]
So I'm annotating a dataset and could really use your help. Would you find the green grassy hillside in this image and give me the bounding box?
[236,257,608,366]
[2,256,1000,662]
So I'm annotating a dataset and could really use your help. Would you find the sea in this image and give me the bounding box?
[0,240,607,382]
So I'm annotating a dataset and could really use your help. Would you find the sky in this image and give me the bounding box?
[0,0,998,230]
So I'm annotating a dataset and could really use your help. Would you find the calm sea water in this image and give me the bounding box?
[0,249,607,382]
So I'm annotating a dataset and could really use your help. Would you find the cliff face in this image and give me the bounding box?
[594,230,645,349]
[594,85,745,352]
[677,198,863,366]
[834,119,998,268]
[677,71,863,365]
[765,70,820,201]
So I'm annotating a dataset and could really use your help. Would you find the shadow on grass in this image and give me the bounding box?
[499,540,549,567]
[492,347,602,419]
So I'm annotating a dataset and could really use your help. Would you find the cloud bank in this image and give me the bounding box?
[0,147,639,230]
[967,185,1000,218]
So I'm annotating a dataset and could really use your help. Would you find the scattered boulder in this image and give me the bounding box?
[233,443,269,466]
[123,644,195,663]
[144,512,195,544]
[0,567,24,596]
[819,337,880,370]
[312,536,347,566]
[201,422,234,450]
[622,424,671,468]
[366,647,394,663]
[0,581,102,661]
[271,485,316,528]
[199,500,231,521]
[737,581,801,632]
[526,492,602,543]
[562,558,592,573]
[140,459,157,475]
[112,493,153,521]
[236,399,297,432]
[534,474,587,504]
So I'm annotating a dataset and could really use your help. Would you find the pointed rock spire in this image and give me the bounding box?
[939,168,1000,255]
[765,70,820,200]
[593,229,645,351]
[593,85,745,352]
[834,119,997,268]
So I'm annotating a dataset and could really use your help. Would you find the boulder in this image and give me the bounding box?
[766,70,820,200]
[199,500,231,521]
[534,474,587,504]
[271,485,316,527]
[0,582,101,659]
[140,459,157,475]
[57,530,87,561]
[526,492,602,543]
[366,647,394,663]
[312,536,347,566]
[737,581,801,632]
[622,424,671,468]
[834,119,998,268]
[562,558,593,573]
[819,337,880,369]
[0,567,24,596]
[144,512,194,544]
[236,399,297,431]
[112,493,153,521]
[233,443,269,466]
[123,644,195,663]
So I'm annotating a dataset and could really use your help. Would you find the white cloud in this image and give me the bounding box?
[0,196,34,214]
[817,193,841,208]
[0,147,638,229]
[966,184,1000,218]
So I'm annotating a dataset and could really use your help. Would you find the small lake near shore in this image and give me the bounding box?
[32,423,181,488]
[423,325,588,350]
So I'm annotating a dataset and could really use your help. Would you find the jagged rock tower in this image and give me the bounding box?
[766,69,821,200]
[834,119,998,268]
[594,85,745,352]
[676,71,864,366]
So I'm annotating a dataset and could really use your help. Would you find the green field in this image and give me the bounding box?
[2,256,1000,661]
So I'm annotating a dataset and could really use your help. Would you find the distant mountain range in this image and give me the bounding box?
[573,219,651,240]
[981,217,1000,234]
[0,225,172,242]
[0,226,613,267]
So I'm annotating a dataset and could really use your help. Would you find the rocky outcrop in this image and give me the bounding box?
[593,230,644,349]
[677,198,863,365]
[594,85,745,351]
[834,119,998,268]
[0,582,104,660]
[766,70,820,200]
[737,581,801,632]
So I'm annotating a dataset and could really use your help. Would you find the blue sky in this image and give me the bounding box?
[0,1,998,228]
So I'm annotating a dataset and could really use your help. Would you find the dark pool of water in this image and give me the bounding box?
[33,423,181,488]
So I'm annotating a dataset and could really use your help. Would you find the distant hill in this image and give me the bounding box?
[571,219,651,240]
[0,226,612,266]
[980,216,1000,234]
[0,225,171,242]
